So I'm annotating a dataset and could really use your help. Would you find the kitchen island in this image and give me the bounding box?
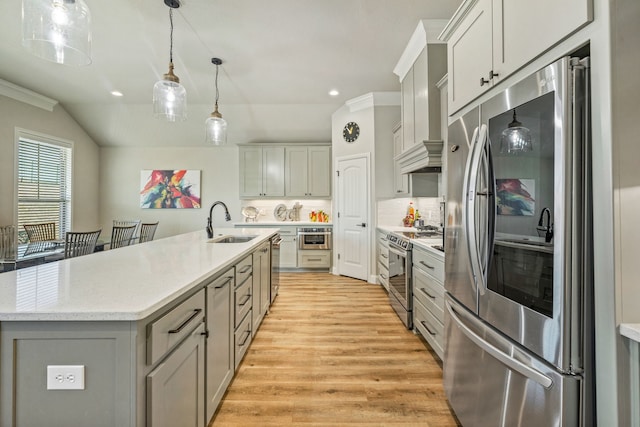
[0,227,278,427]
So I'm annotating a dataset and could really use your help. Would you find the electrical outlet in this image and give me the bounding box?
[47,365,85,390]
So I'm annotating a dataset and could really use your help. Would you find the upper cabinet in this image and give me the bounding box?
[239,144,331,199]
[395,21,448,153]
[285,146,331,198]
[441,0,593,114]
[239,146,285,198]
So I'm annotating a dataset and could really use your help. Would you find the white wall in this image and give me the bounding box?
[99,146,240,239]
[0,95,100,231]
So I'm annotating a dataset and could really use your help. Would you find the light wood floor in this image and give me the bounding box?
[210,272,461,426]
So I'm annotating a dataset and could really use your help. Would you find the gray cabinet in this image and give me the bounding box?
[412,246,445,359]
[147,322,206,427]
[252,241,271,335]
[205,270,234,420]
[393,122,409,196]
[377,230,390,291]
[442,0,592,114]
[233,255,253,370]
[285,146,331,198]
[279,226,298,268]
[239,146,285,198]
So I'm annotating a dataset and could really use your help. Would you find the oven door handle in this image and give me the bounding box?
[388,245,407,258]
[297,232,332,236]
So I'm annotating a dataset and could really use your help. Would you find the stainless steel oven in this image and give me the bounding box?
[297,227,332,250]
[386,233,412,329]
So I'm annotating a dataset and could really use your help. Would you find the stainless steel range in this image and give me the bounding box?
[386,232,412,329]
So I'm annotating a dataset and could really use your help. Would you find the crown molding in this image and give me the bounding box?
[345,92,400,112]
[393,19,449,81]
[0,79,58,111]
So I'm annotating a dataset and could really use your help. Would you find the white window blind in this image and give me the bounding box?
[17,137,72,243]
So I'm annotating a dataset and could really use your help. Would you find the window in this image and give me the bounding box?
[17,133,72,244]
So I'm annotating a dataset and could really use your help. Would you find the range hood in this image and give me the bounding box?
[396,140,443,174]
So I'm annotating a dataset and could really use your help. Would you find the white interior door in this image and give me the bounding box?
[336,155,369,281]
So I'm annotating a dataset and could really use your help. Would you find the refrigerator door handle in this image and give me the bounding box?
[466,124,489,295]
[446,299,553,388]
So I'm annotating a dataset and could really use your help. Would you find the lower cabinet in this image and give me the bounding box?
[147,322,206,427]
[279,226,298,268]
[412,245,445,359]
[234,255,253,370]
[252,241,271,336]
[377,230,390,291]
[205,270,234,420]
[297,249,331,269]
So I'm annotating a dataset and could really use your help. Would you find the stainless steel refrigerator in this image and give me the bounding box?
[444,56,594,426]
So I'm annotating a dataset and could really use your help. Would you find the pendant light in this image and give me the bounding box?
[205,57,228,145]
[153,0,187,122]
[500,109,533,154]
[22,0,92,66]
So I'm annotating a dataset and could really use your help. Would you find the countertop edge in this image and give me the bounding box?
[620,324,640,343]
[0,228,278,322]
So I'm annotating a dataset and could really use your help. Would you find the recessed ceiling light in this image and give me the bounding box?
[329,89,339,97]
[111,91,123,97]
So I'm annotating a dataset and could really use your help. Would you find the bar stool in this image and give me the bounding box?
[64,230,101,259]
[23,222,57,242]
[110,225,137,249]
[139,222,159,243]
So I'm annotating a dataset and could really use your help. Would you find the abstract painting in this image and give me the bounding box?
[496,178,535,216]
[140,170,201,209]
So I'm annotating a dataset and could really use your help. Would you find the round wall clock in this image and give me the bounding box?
[342,121,360,143]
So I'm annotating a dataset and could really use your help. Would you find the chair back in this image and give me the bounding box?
[113,220,141,238]
[1,225,17,263]
[139,222,159,243]
[110,225,136,249]
[64,230,101,259]
[23,222,57,242]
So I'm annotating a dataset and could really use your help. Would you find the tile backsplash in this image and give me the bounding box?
[240,199,332,223]
[377,197,443,228]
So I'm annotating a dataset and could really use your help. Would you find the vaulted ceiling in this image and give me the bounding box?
[0,0,460,147]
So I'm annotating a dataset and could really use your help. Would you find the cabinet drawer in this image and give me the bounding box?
[413,267,444,321]
[235,255,253,286]
[412,247,444,281]
[234,309,252,370]
[297,250,331,269]
[147,289,206,365]
[414,299,444,359]
[378,245,389,269]
[234,277,252,328]
[378,261,389,289]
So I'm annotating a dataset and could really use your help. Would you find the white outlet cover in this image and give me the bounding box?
[47,365,85,390]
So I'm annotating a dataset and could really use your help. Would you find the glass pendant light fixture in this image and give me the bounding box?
[205,57,228,145]
[22,0,92,66]
[500,108,533,154]
[153,0,187,122]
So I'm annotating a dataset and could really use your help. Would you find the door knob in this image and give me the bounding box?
[356,223,366,228]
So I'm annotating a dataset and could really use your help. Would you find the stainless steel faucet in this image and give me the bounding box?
[206,201,231,238]
[537,207,553,243]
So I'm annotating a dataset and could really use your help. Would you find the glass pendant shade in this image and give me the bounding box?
[153,63,187,122]
[22,0,92,66]
[500,109,533,154]
[205,106,227,145]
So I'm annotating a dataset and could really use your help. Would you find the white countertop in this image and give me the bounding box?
[234,221,332,226]
[0,228,278,322]
[620,324,640,343]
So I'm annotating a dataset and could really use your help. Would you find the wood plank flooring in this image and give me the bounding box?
[210,272,460,426]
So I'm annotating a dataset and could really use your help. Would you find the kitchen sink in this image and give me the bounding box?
[208,235,258,243]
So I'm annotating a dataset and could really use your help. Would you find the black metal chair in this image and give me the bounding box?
[23,222,57,242]
[1,225,17,272]
[138,222,159,243]
[64,230,101,259]
[110,225,136,249]
[113,220,141,238]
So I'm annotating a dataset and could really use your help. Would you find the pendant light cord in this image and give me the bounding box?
[169,8,174,63]
[215,63,220,106]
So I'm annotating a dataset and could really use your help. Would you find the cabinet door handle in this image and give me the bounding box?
[380,273,387,280]
[215,276,233,289]
[421,321,437,336]
[380,253,388,259]
[420,287,436,299]
[419,260,435,270]
[239,265,252,274]
[480,77,490,86]
[489,70,499,79]
[238,295,251,307]
[168,309,202,334]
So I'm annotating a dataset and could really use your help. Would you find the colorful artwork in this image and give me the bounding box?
[140,170,201,209]
[496,178,535,216]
